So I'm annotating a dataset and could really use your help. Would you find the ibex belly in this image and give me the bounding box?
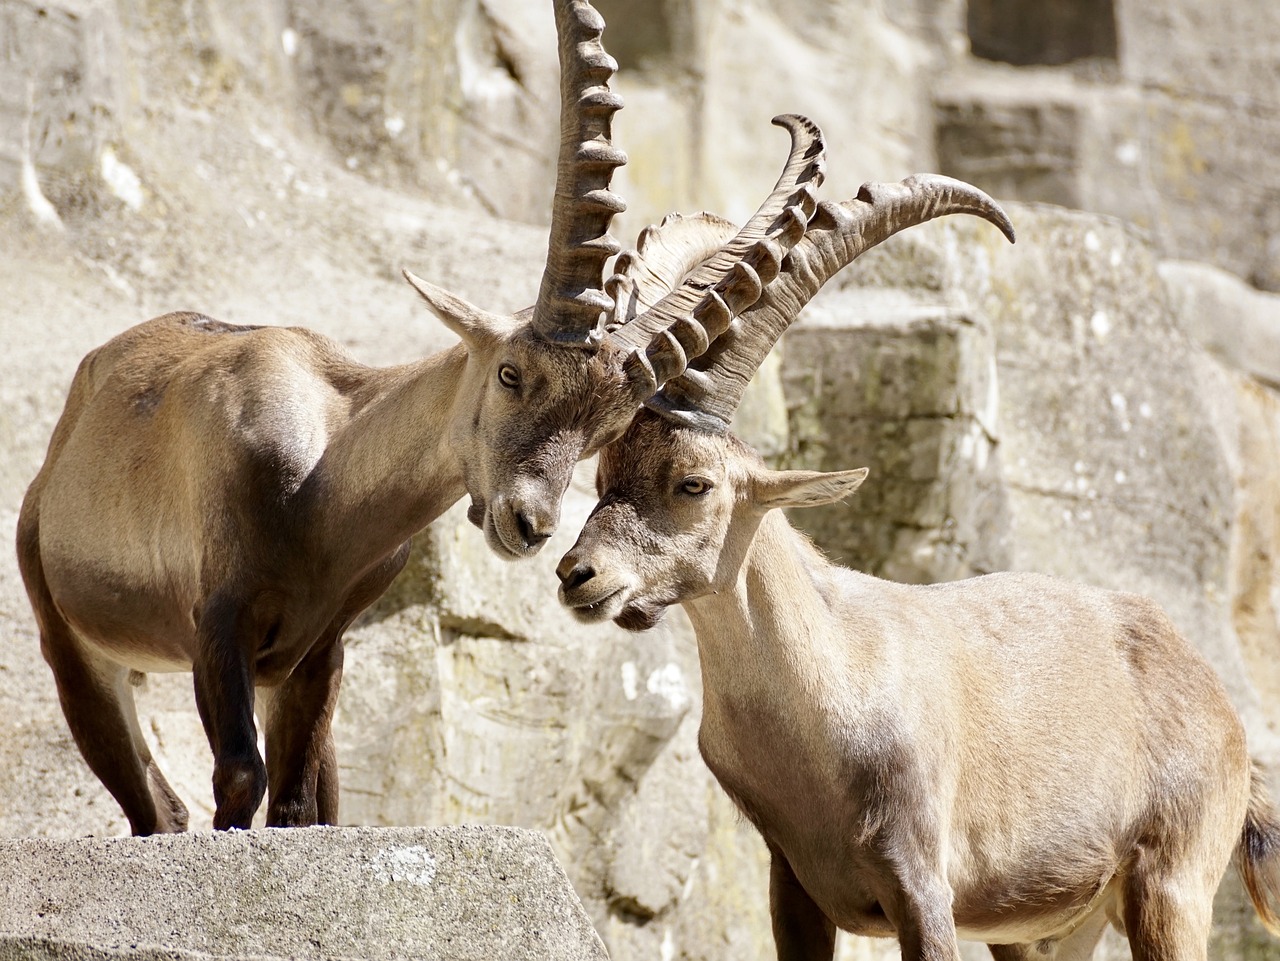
[41,538,198,672]
[951,875,1122,946]
[700,690,1134,944]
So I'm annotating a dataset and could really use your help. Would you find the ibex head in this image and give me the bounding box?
[557,408,869,629]
[404,0,826,559]
[558,175,1016,621]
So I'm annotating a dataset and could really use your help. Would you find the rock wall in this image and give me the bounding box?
[2,1,1278,960]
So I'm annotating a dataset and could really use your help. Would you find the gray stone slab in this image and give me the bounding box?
[0,826,608,961]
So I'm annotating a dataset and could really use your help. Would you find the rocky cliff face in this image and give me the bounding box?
[1,2,1277,960]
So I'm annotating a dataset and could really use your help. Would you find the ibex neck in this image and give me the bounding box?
[683,511,843,696]
[305,345,468,568]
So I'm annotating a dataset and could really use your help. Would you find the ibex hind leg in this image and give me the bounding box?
[19,514,187,836]
[43,634,188,835]
[193,593,268,830]
[767,846,836,960]
[1121,866,1216,961]
[1124,774,1247,961]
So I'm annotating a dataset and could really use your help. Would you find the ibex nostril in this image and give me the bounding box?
[556,554,595,590]
[515,511,550,548]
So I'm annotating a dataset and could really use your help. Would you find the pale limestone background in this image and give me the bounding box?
[1,1,1279,960]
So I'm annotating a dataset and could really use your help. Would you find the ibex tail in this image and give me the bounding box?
[1238,762,1280,937]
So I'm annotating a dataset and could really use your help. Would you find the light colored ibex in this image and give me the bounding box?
[15,0,830,834]
[557,170,1280,959]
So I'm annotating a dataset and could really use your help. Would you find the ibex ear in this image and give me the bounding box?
[402,269,510,349]
[752,467,869,510]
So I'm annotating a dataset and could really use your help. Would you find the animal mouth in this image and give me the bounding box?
[485,515,536,559]
[484,504,548,560]
[562,585,627,623]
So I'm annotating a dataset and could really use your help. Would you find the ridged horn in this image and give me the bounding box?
[608,114,826,401]
[648,174,1016,432]
[531,0,628,348]
[605,211,740,329]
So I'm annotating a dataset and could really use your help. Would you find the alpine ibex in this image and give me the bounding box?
[15,0,829,834]
[557,179,1280,958]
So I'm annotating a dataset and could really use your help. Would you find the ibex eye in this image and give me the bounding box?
[680,478,712,496]
[498,364,521,389]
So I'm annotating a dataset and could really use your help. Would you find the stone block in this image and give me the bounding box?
[780,292,1009,584]
[284,0,559,222]
[0,826,607,961]
[1117,0,1280,108]
[1116,93,1280,291]
[699,1,930,227]
[935,76,1084,208]
[935,65,1280,291]
[967,0,1117,67]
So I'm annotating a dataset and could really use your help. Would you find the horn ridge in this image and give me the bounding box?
[648,174,1015,429]
[533,0,628,348]
[608,115,828,398]
[604,212,740,326]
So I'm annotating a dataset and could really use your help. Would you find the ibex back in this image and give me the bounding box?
[556,162,1280,958]
[16,0,831,833]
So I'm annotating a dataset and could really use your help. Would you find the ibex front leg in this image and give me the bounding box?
[193,594,267,830]
[769,847,836,961]
[883,872,963,961]
[864,826,963,961]
[260,635,344,826]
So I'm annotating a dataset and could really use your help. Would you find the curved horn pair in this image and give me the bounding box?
[606,114,827,399]
[647,176,1017,432]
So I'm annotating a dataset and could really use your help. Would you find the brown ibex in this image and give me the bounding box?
[558,181,1280,958]
[15,0,829,834]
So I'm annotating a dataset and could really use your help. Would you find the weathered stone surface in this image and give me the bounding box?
[0,0,121,215]
[780,295,1008,584]
[966,0,1117,67]
[931,14,1280,292]
[286,0,561,222]
[1116,0,1280,109]
[1160,260,1280,392]
[935,73,1085,209]
[0,937,244,961]
[0,826,607,961]
[608,0,933,248]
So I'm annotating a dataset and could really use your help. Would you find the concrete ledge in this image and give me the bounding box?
[0,826,608,961]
